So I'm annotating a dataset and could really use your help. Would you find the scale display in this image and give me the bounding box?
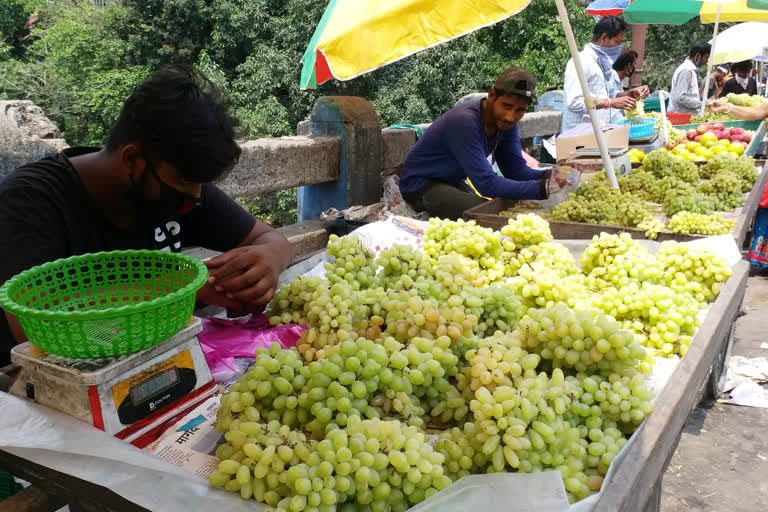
[113,350,197,425]
[130,367,179,405]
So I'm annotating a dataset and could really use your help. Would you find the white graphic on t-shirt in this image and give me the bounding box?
[154,221,182,252]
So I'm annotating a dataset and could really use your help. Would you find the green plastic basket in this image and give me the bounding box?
[0,250,208,358]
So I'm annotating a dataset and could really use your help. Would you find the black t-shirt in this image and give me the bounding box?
[0,147,256,365]
[720,77,758,97]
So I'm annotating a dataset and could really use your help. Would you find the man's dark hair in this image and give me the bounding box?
[612,50,638,72]
[592,16,628,42]
[732,60,753,73]
[106,65,241,183]
[688,41,712,59]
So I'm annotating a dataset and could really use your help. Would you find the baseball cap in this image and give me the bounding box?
[494,67,537,101]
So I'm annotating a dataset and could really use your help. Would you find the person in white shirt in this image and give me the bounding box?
[668,41,711,114]
[563,16,648,133]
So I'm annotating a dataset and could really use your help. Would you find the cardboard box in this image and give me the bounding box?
[555,123,629,162]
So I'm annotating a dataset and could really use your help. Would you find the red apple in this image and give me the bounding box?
[687,129,698,139]
[730,127,744,136]
[696,124,709,135]
[718,132,731,141]
[731,135,742,143]
[714,122,725,131]
[742,133,752,143]
[694,135,702,142]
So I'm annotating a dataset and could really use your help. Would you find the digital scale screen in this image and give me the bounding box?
[130,367,179,405]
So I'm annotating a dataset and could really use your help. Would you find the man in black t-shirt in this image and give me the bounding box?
[0,66,291,365]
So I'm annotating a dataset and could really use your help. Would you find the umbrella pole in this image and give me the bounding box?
[659,90,669,144]
[554,0,619,189]
[700,2,722,117]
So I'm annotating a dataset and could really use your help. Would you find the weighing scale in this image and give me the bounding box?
[565,147,633,177]
[9,318,215,448]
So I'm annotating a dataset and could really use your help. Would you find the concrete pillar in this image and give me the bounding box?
[298,97,383,221]
[630,24,647,89]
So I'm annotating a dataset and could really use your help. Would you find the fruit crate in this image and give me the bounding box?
[462,198,699,242]
[674,119,765,157]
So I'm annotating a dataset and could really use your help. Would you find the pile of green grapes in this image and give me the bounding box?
[210,221,732,511]
[540,150,758,237]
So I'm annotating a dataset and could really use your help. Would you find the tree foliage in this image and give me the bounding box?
[1,0,709,224]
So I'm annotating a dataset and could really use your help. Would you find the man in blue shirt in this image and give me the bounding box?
[399,67,564,219]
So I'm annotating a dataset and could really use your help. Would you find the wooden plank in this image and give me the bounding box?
[593,260,749,512]
[733,160,768,249]
[0,485,65,512]
[0,450,148,512]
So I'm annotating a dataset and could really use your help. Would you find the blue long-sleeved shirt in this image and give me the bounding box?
[399,98,547,199]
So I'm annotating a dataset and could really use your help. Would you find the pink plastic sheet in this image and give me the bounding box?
[198,315,305,383]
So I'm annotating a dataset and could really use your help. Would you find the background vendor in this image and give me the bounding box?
[0,65,291,366]
[399,67,564,219]
[562,16,648,133]
[669,41,711,114]
[720,60,758,97]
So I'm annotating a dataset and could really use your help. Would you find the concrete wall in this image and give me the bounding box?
[217,136,340,197]
[1,98,562,263]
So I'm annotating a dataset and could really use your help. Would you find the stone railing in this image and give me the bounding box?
[0,98,563,263]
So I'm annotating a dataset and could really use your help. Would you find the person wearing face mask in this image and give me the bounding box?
[668,41,711,114]
[703,65,729,99]
[399,67,565,220]
[719,60,758,97]
[562,16,648,133]
[0,65,291,366]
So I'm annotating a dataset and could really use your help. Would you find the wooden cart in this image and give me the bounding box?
[0,261,751,512]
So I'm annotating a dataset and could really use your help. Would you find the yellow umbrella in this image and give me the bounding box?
[300,0,533,88]
[301,0,623,188]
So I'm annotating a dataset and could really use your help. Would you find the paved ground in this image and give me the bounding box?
[661,273,768,512]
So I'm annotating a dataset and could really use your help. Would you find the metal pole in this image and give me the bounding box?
[554,0,619,189]
[700,2,722,116]
[659,90,669,145]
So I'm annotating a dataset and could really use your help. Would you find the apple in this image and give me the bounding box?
[730,127,744,136]
[714,122,725,131]
[718,132,731,141]
[731,135,742,143]
[687,129,698,140]
[700,132,717,144]
[742,133,752,143]
[694,135,702,142]
[696,124,709,135]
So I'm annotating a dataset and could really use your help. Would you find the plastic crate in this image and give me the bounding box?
[619,118,656,140]
[643,97,669,112]
[675,120,762,131]
[0,250,208,358]
[666,112,693,125]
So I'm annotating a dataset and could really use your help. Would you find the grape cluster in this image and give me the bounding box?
[640,150,700,183]
[657,241,732,302]
[666,211,736,236]
[698,170,744,211]
[550,181,654,228]
[500,213,553,247]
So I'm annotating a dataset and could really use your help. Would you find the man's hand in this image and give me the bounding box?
[611,96,637,111]
[708,99,730,113]
[204,245,283,311]
[547,169,565,195]
[627,86,650,99]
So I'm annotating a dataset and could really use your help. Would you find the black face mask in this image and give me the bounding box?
[133,160,201,222]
